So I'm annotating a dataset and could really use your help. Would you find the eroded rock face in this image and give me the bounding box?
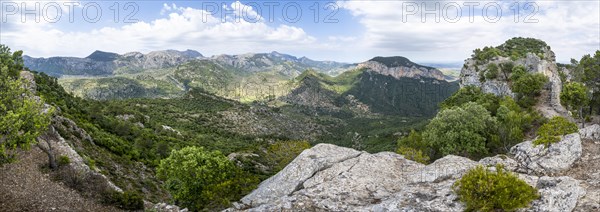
[357,61,446,81]
[510,133,582,175]
[230,134,589,211]
[239,144,363,207]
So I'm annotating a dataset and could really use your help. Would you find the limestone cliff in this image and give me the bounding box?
[358,56,446,81]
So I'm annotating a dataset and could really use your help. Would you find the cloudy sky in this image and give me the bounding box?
[1,0,599,64]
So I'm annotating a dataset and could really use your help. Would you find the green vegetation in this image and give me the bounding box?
[510,69,549,108]
[453,165,539,212]
[105,191,145,210]
[473,37,549,63]
[369,56,435,69]
[473,46,503,63]
[561,82,590,125]
[0,45,52,164]
[345,71,459,116]
[568,50,600,116]
[534,116,578,147]
[156,146,257,211]
[485,63,499,80]
[265,140,311,172]
[499,62,515,80]
[423,102,497,159]
[493,97,540,153]
[58,155,71,166]
[440,86,500,115]
[396,130,430,164]
[396,146,430,164]
[416,86,544,160]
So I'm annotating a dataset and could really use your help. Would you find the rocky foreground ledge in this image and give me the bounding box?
[227,125,600,212]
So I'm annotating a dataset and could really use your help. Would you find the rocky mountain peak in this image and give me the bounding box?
[357,56,446,81]
[86,50,120,62]
[180,49,203,58]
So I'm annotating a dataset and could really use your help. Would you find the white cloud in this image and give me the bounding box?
[2,0,598,64]
[337,0,600,63]
[2,1,316,58]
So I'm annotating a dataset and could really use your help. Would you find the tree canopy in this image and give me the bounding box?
[0,44,52,164]
[156,146,257,210]
[423,102,497,159]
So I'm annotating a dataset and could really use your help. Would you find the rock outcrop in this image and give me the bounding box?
[580,124,600,140]
[510,133,582,175]
[357,58,446,81]
[459,44,569,118]
[229,128,597,211]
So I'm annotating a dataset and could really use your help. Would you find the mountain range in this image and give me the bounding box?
[24,50,456,104]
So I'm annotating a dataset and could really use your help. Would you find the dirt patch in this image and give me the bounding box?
[0,147,122,212]
[566,138,600,211]
[567,139,600,182]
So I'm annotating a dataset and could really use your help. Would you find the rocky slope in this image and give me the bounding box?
[228,124,600,211]
[358,56,446,81]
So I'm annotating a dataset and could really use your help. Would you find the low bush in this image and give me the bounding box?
[103,191,145,210]
[58,155,71,166]
[396,146,429,164]
[453,165,539,211]
[52,165,144,210]
[485,63,499,80]
[534,116,578,147]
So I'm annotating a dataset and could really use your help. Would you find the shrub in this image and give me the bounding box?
[58,155,71,166]
[485,63,499,80]
[396,130,430,164]
[423,102,497,159]
[156,146,258,211]
[440,86,500,115]
[104,191,144,210]
[265,140,311,172]
[534,116,578,147]
[52,165,143,209]
[511,72,549,108]
[453,165,539,211]
[396,147,429,164]
[499,62,514,79]
[560,82,590,123]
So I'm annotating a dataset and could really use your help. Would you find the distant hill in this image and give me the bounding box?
[281,67,458,117]
[86,50,120,62]
[369,56,435,69]
[24,49,203,76]
[358,56,446,80]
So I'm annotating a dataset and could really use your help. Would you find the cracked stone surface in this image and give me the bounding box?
[510,133,582,175]
[239,144,362,207]
[228,129,594,211]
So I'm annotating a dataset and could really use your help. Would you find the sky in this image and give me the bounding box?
[1,0,599,64]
